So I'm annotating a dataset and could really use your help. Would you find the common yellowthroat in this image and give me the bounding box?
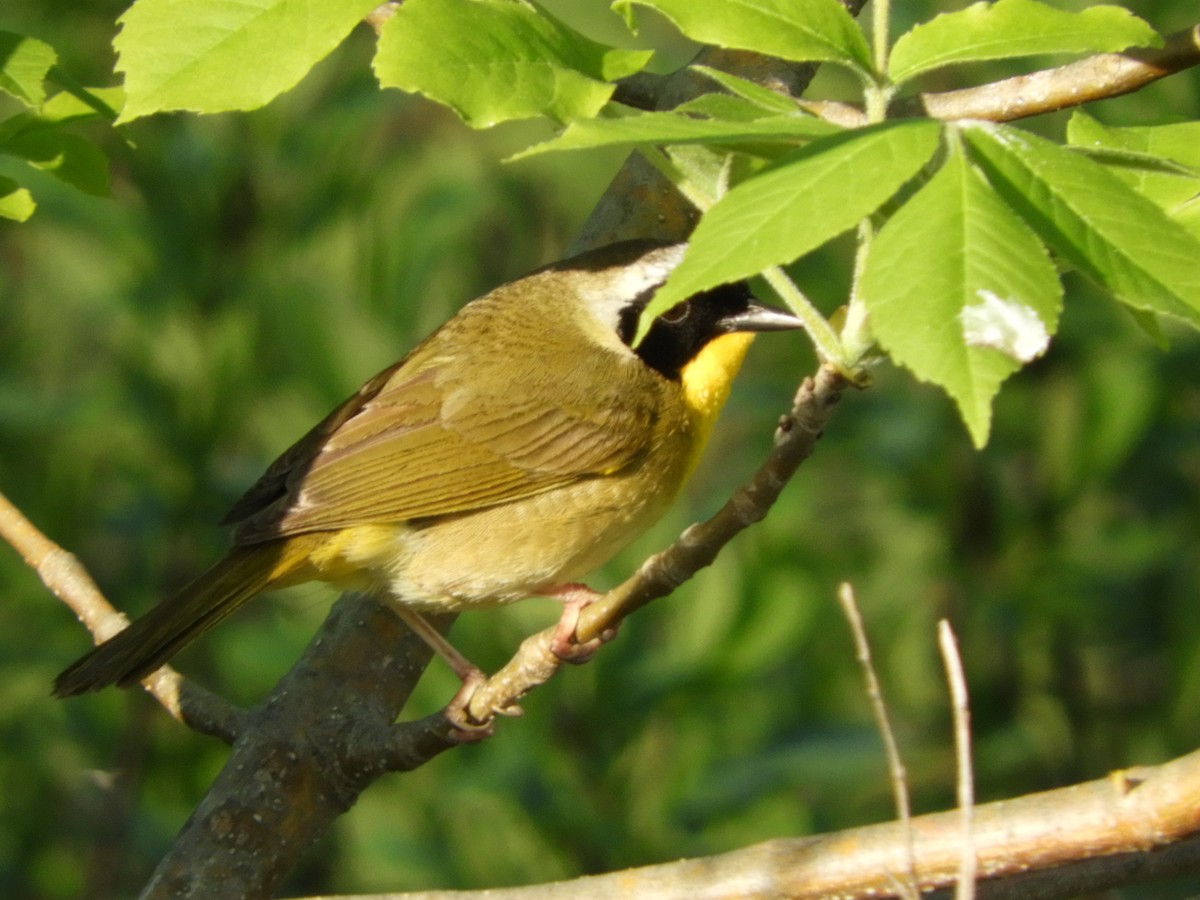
[53,241,801,697]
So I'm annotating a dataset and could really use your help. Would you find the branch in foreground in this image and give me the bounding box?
[0,490,243,742]
[321,747,1200,900]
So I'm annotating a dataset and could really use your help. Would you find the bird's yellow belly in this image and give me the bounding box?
[314,452,688,611]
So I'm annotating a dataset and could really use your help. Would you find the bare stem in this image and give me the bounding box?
[938,620,977,900]
[838,583,918,899]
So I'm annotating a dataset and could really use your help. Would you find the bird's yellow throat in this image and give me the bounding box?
[678,331,756,473]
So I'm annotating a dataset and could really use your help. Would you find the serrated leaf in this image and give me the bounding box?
[115,0,379,122]
[1069,145,1198,179]
[0,175,35,220]
[1067,112,1200,229]
[615,0,872,74]
[2,127,110,196]
[889,0,1160,84]
[375,0,650,127]
[514,108,838,159]
[1068,111,1200,169]
[965,122,1200,328]
[0,32,57,108]
[647,120,941,317]
[860,149,1061,447]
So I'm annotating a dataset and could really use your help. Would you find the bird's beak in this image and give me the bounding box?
[720,301,805,334]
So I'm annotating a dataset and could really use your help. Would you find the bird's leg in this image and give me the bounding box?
[390,605,479,680]
[539,583,618,663]
[387,605,516,735]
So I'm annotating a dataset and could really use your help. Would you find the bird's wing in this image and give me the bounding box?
[224,315,660,543]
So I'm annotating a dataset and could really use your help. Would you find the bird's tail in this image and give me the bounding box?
[53,535,322,697]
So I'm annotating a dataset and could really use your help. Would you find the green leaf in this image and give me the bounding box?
[0,175,35,221]
[1,127,110,196]
[648,120,942,316]
[39,86,125,125]
[115,0,379,122]
[514,108,838,159]
[375,0,650,127]
[615,0,873,74]
[964,123,1200,328]
[1174,195,1200,241]
[673,93,781,122]
[860,148,1061,447]
[889,0,1160,84]
[1067,112,1200,236]
[0,32,57,108]
[691,66,804,115]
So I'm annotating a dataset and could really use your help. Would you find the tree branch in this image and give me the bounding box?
[315,748,1200,899]
[800,25,1200,127]
[137,598,461,899]
[902,25,1200,122]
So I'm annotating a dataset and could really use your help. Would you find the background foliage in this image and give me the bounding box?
[2,0,1199,897]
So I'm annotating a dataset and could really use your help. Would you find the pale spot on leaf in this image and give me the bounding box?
[960,290,1050,363]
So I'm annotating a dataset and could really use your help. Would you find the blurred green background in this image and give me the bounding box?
[3,1,1199,897]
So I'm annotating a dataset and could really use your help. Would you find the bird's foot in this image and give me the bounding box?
[441,668,526,742]
[541,583,618,664]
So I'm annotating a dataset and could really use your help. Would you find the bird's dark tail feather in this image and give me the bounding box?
[53,537,318,697]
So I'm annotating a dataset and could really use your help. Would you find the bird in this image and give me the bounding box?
[53,240,802,699]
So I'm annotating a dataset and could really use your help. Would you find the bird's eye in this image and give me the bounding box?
[659,302,690,324]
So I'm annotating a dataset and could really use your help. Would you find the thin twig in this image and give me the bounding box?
[938,620,976,900]
[0,489,244,741]
[837,583,918,900]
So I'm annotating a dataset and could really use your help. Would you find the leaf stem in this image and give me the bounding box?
[762,266,845,367]
[863,0,896,123]
[46,67,120,121]
[872,0,892,78]
[841,219,877,368]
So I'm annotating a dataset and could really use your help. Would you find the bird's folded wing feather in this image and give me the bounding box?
[224,327,658,543]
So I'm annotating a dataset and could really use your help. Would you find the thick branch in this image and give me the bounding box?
[138,598,461,900]
[322,748,1200,899]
